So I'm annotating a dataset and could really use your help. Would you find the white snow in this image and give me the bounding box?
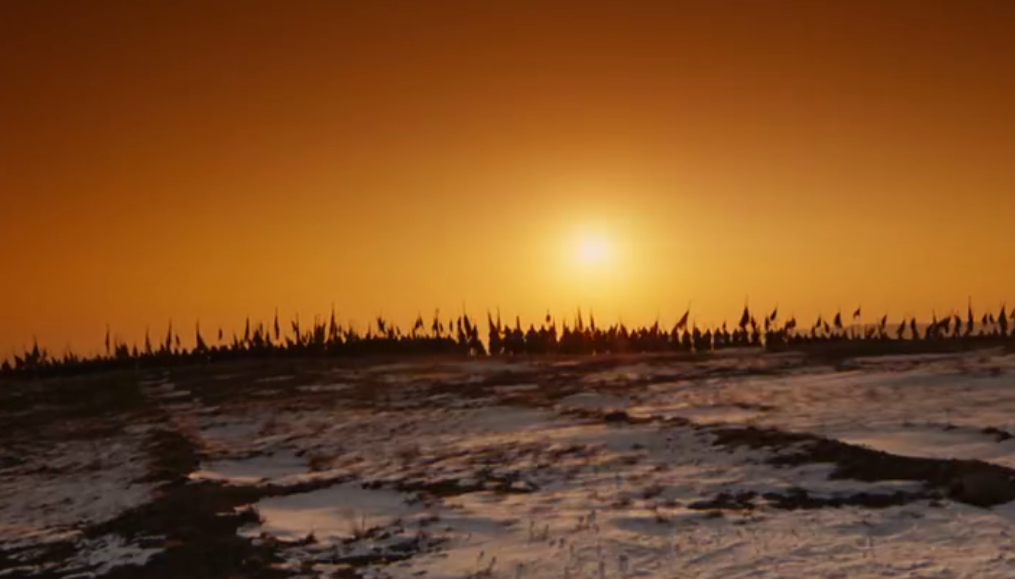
[63,534,162,576]
[239,483,416,542]
[189,450,308,485]
[215,351,1015,578]
[0,437,154,548]
[10,350,1015,578]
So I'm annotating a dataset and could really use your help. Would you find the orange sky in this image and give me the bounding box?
[2,1,1014,355]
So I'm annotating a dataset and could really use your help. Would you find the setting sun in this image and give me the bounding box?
[575,232,612,267]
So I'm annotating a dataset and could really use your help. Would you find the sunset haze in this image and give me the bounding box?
[2,0,1014,355]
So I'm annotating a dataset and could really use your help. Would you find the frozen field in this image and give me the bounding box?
[3,349,1015,578]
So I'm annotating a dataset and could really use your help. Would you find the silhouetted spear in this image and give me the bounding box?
[104,325,111,357]
[195,322,207,353]
[144,329,152,356]
[29,339,42,365]
[311,319,326,346]
[274,310,281,342]
[164,321,173,353]
[328,309,340,343]
[432,310,444,337]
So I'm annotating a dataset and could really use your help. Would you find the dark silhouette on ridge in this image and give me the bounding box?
[3,302,1015,380]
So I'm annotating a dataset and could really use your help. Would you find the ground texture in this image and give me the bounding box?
[4,349,1015,578]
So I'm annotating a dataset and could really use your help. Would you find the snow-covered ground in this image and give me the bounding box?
[4,349,1015,577]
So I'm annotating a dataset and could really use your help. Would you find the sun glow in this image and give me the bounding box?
[568,229,618,273]
[576,232,611,266]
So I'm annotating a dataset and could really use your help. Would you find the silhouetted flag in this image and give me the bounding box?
[909,318,918,340]
[896,319,906,339]
[833,312,843,330]
[675,309,690,331]
[218,328,224,342]
[274,310,281,341]
[243,318,251,345]
[144,329,152,355]
[769,307,778,323]
[739,306,750,329]
[104,325,111,356]
[853,306,862,320]
[879,314,888,330]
